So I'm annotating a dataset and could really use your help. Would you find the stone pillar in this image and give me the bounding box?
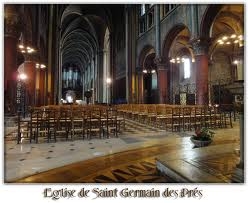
[94,54,98,101]
[48,5,55,105]
[35,67,40,106]
[136,67,143,104]
[92,57,96,104]
[154,5,168,104]
[155,57,169,104]
[155,4,161,56]
[24,61,36,107]
[58,45,62,104]
[125,5,130,103]
[169,62,175,103]
[232,106,244,182]
[39,69,46,106]
[97,51,104,102]
[102,50,107,103]
[191,38,210,105]
[239,113,244,171]
[4,5,21,114]
[82,71,85,101]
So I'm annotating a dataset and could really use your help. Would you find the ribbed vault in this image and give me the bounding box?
[59,4,115,101]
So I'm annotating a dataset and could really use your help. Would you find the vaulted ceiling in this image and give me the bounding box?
[60,5,113,72]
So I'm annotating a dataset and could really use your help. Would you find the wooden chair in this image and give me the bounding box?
[164,106,173,131]
[147,105,157,125]
[103,107,118,138]
[182,107,192,131]
[137,105,148,124]
[33,108,56,143]
[220,104,233,128]
[70,108,85,140]
[194,106,204,130]
[54,108,71,141]
[214,106,224,128]
[156,105,167,129]
[86,109,102,139]
[171,107,182,131]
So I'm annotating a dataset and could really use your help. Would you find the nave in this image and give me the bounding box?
[6,118,239,183]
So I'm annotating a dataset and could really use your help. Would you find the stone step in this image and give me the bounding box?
[156,143,239,183]
[156,159,223,183]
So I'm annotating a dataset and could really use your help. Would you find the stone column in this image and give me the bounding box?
[154,5,167,104]
[155,57,169,104]
[82,71,85,101]
[4,5,21,114]
[48,4,55,104]
[35,67,40,106]
[24,61,36,107]
[92,57,96,104]
[58,46,62,104]
[169,62,175,103]
[155,4,161,57]
[97,51,104,102]
[239,113,244,171]
[136,67,143,104]
[94,54,98,101]
[109,32,115,104]
[231,114,244,182]
[39,68,46,106]
[191,38,210,105]
[125,5,130,103]
[102,50,107,103]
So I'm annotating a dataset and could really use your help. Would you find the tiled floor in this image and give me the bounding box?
[4,119,240,183]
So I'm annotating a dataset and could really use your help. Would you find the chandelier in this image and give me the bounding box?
[217,34,243,47]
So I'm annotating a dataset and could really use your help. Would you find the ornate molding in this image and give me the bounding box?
[190,38,210,56]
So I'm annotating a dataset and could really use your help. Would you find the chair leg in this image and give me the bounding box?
[36,132,38,143]
[47,132,50,143]
[54,132,56,142]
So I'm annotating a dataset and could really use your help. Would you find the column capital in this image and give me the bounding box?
[154,57,170,70]
[190,38,211,56]
[4,5,22,38]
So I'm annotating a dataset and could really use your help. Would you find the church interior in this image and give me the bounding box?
[4,4,244,183]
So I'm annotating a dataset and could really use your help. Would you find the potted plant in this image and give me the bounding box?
[190,127,215,147]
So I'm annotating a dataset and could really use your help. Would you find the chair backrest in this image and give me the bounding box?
[55,108,71,131]
[107,107,118,121]
[183,107,191,118]
[172,107,181,117]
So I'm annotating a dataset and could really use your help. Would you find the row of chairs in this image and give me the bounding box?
[117,104,233,131]
[17,106,125,144]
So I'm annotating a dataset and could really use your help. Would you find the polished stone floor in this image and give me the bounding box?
[156,144,239,183]
[4,119,240,183]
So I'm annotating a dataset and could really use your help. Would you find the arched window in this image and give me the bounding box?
[183,58,191,79]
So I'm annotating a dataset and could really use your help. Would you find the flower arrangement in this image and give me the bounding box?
[192,127,215,141]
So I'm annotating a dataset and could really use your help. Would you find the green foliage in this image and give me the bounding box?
[192,127,215,141]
